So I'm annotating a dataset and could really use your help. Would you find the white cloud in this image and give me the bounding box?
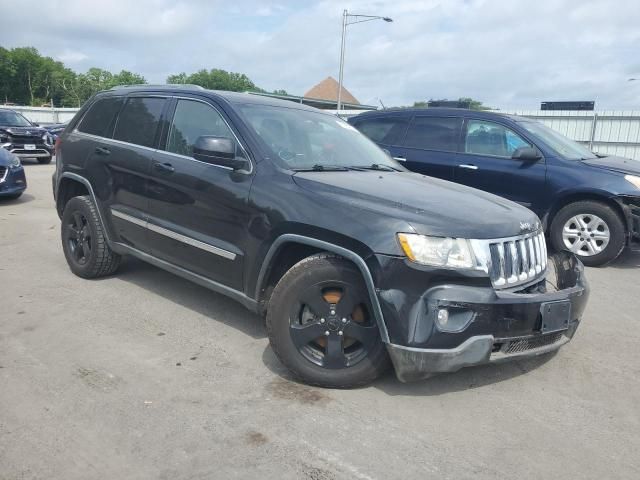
[1,0,639,109]
[56,49,88,64]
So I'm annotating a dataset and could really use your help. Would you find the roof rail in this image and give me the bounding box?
[108,84,205,91]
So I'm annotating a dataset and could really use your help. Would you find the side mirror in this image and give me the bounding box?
[512,146,542,161]
[32,122,40,127]
[193,136,249,171]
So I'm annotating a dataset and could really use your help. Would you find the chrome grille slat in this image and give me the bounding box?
[483,231,547,289]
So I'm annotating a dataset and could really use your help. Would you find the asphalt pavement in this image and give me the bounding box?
[1,162,639,479]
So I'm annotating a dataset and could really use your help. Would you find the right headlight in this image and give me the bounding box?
[397,233,475,269]
[9,154,21,168]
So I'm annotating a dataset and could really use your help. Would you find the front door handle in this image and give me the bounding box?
[95,146,110,156]
[153,161,175,173]
[458,164,478,170]
[392,156,406,162]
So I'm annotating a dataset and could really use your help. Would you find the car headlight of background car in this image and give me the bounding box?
[625,175,640,190]
[397,233,475,268]
[43,133,54,145]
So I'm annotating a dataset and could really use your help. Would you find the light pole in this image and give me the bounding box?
[337,9,392,112]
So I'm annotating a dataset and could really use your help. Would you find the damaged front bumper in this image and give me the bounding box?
[373,252,589,382]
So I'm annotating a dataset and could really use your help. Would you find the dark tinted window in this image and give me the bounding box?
[465,120,531,157]
[353,117,409,145]
[167,100,234,157]
[403,116,462,152]
[77,97,124,137]
[113,97,165,148]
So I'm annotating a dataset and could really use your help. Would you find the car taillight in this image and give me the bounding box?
[54,137,61,156]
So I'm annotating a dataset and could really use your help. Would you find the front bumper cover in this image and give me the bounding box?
[378,252,588,382]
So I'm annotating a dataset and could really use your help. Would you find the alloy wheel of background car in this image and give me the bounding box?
[561,214,610,256]
[61,196,121,278]
[266,254,390,388]
[550,200,626,267]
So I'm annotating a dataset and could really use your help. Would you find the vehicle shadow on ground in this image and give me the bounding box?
[0,193,35,205]
[115,257,266,340]
[260,343,556,395]
[606,247,640,269]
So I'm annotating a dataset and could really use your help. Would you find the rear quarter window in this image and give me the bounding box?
[77,97,124,137]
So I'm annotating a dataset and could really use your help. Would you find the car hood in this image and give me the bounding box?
[0,126,46,136]
[582,155,640,176]
[293,171,540,239]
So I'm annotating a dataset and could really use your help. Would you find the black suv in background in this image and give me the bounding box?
[348,109,640,266]
[0,108,54,164]
[53,86,589,387]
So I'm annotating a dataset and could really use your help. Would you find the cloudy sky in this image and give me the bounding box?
[1,0,639,109]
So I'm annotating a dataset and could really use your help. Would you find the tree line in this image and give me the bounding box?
[0,46,287,108]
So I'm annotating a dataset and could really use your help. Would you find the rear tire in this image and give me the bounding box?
[550,200,626,267]
[61,196,121,278]
[266,254,390,388]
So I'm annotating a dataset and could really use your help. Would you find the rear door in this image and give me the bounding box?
[101,95,167,252]
[146,96,253,290]
[392,116,462,180]
[455,119,548,212]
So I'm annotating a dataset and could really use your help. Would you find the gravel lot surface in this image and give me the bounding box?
[1,162,639,479]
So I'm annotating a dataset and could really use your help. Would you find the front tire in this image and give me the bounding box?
[61,196,121,278]
[266,254,390,388]
[38,155,52,164]
[550,200,626,267]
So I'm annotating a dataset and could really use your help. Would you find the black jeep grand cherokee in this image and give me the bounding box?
[52,85,589,387]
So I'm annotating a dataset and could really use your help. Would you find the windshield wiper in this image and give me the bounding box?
[353,163,400,172]
[294,164,351,172]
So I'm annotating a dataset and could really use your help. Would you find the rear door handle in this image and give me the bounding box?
[95,146,110,156]
[153,161,175,173]
[458,164,478,170]
[392,156,406,162]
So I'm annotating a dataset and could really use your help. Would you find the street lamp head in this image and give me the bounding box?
[383,17,393,22]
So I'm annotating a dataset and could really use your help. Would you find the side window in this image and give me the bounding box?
[465,120,531,157]
[113,97,166,148]
[353,117,409,145]
[403,117,462,152]
[167,100,235,157]
[77,97,124,137]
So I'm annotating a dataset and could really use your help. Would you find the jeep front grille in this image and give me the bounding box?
[487,231,547,288]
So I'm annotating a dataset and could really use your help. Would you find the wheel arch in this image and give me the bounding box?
[547,191,629,235]
[255,234,390,343]
[56,172,113,244]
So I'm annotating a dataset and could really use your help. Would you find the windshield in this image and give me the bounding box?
[237,104,401,171]
[519,120,596,160]
[0,110,32,127]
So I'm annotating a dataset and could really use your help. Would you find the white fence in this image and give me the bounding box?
[507,110,640,161]
[2,105,80,125]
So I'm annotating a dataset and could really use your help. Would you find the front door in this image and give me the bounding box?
[455,119,548,214]
[146,97,254,290]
